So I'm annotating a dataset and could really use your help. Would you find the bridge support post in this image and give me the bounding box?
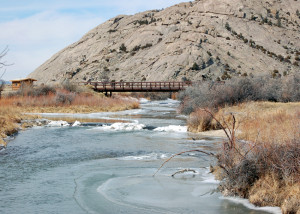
[104,91,112,97]
[171,92,177,100]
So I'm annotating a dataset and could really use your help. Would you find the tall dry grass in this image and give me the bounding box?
[1,89,139,113]
[0,106,21,141]
[215,102,300,143]
[195,102,300,213]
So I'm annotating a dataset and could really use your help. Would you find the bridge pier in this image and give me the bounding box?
[171,92,178,100]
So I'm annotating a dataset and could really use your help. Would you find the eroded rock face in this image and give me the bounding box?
[28,0,300,84]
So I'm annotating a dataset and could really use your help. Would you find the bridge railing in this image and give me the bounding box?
[80,81,193,91]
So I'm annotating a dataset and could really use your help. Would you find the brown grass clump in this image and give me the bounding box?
[249,174,300,213]
[187,108,217,132]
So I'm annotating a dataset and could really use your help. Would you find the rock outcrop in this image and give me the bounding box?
[28,0,300,84]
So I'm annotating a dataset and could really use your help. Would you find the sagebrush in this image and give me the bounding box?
[178,74,300,114]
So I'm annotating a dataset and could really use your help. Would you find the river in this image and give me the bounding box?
[0,99,280,214]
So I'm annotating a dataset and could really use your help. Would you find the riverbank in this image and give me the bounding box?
[0,90,139,148]
[187,101,300,213]
[0,107,38,147]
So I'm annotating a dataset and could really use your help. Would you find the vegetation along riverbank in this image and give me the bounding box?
[0,83,139,148]
[178,75,300,213]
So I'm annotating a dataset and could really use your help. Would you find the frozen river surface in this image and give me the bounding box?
[0,99,280,214]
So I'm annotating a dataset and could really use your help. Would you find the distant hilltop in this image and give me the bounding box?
[28,0,300,85]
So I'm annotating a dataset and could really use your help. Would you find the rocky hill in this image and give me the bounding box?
[28,0,300,84]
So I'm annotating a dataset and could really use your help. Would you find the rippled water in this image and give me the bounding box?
[0,99,280,214]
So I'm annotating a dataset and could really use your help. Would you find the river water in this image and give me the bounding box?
[0,99,280,214]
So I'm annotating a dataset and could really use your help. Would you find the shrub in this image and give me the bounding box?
[225,22,231,31]
[31,85,56,96]
[55,91,75,105]
[187,108,216,132]
[132,45,141,52]
[119,43,127,52]
[141,43,153,50]
[62,81,81,93]
[178,74,300,114]
[191,62,200,71]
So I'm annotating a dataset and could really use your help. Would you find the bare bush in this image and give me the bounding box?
[0,80,4,98]
[0,46,12,99]
[178,75,300,114]
[62,80,82,93]
[55,91,75,105]
[21,85,56,97]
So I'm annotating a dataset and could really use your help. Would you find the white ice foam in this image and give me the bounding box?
[154,125,187,133]
[220,196,282,214]
[139,98,149,104]
[47,120,69,127]
[72,121,81,127]
[93,122,145,131]
[117,153,168,161]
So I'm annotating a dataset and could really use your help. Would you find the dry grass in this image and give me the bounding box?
[215,102,300,143]
[187,108,217,132]
[0,106,22,140]
[249,174,300,213]
[188,102,300,213]
[0,87,139,146]
[0,106,38,146]
[0,91,139,113]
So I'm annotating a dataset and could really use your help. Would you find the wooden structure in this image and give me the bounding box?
[82,81,192,96]
[11,78,37,91]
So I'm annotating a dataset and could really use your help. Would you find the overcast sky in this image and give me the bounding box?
[0,0,184,81]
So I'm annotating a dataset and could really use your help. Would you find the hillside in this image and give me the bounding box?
[28,0,300,84]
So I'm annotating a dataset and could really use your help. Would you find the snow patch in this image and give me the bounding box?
[93,122,145,131]
[139,98,149,104]
[154,125,187,132]
[72,121,81,127]
[47,120,69,127]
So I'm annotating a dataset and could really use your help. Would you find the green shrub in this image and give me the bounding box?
[225,22,231,31]
[191,63,200,71]
[119,43,127,52]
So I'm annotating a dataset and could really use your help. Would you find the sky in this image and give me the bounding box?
[0,0,185,81]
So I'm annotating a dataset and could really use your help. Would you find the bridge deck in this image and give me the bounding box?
[82,81,192,93]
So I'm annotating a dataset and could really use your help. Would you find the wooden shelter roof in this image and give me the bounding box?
[11,78,37,83]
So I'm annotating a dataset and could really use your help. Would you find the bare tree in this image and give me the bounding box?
[0,46,11,98]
